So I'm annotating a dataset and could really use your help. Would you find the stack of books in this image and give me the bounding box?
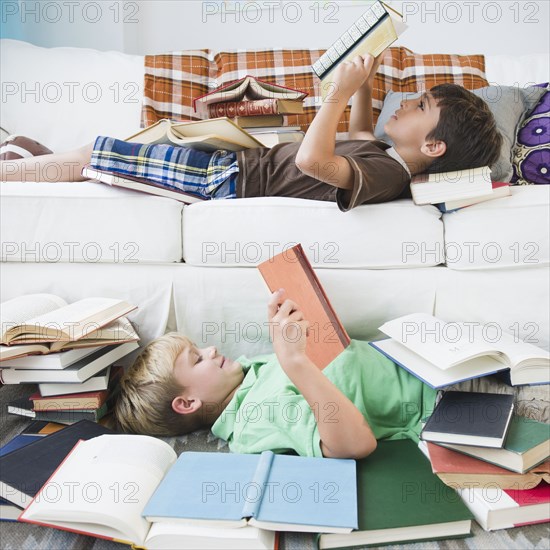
[410,166,512,212]
[0,293,140,425]
[418,391,550,531]
[193,75,307,147]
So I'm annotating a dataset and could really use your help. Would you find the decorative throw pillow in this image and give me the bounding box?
[0,135,53,160]
[142,47,488,135]
[374,85,546,182]
[511,83,549,185]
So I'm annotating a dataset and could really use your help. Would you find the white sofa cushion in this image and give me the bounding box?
[0,39,144,152]
[442,186,550,270]
[182,197,444,268]
[0,182,183,263]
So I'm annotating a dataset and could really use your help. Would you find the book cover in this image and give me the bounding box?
[30,389,108,411]
[458,481,550,530]
[318,439,472,549]
[143,450,357,533]
[425,442,550,489]
[257,244,350,370]
[421,391,515,448]
[440,415,550,473]
[0,420,114,508]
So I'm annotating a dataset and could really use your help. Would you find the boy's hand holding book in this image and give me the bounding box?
[267,289,310,370]
[327,54,376,102]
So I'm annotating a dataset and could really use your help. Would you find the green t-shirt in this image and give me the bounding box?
[211,340,437,457]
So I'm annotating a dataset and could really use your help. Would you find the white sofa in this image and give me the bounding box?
[1,39,549,367]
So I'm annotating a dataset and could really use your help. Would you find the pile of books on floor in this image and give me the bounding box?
[410,166,512,212]
[1,293,140,425]
[193,74,308,147]
[419,390,550,531]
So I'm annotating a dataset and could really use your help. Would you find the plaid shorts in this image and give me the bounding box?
[90,136,239,199]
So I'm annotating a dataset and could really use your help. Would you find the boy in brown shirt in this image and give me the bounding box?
[1,54,502,211]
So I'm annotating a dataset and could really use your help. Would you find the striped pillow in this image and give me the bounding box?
[141,47,488,138]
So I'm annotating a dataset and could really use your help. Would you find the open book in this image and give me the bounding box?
[20,435,356,547]
[0,293,137,352]
[258,244,350,370]
[193,75,307,113]
[125,117,264,152]
[312,1,407,98]
[370,313,550,388]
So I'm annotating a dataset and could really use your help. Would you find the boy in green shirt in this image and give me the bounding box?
[115,290,436,459]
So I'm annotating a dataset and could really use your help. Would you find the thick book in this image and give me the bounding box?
[318,439,472,549]
[0,420,114,508]
[194,75,307,113]
[81,164,206,204]
[458,481,550,531]
[313,1,407,97]
[19,435,339,547]
[30,389,108,411]
[38,365,120,397]
[0,293,137,347]
[0,342,138,384]
[371,312,550,387]
[421,391,515,448]
[125,117,265,152]
[436,181,511,212]
[423,441,550,490]
[258,244,350,370]
[438,415,550,474]
[208,98,304,118]
[234,114,284,128]
[410,166,493,205]
[143,450,357,533]
[0,345,106,369]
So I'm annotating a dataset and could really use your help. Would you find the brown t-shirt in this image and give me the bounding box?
[236,139,411,211]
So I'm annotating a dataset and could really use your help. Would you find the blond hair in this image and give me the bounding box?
[114,332,207,436]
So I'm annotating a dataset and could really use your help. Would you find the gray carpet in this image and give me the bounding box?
[1,383,549,550]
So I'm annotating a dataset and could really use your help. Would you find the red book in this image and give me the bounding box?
[207,98,304,118]
[258,244,350,370]
[29,389,109,411]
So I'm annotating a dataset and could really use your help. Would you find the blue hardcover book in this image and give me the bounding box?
[143,450,357,534]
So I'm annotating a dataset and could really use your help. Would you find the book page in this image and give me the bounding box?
[379,313,513,369]
[21,435,176,545]
[20,298,134,341]
[0,294,67,339]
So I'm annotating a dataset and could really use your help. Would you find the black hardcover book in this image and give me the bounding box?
[421,391,515,449]
[0,420,115,508]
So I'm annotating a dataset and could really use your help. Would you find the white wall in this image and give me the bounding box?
[1,1,549,56]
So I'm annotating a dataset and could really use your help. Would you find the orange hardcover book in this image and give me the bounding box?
[257,244,350,370]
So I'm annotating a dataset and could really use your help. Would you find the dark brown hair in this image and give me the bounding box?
[425,83,502,174]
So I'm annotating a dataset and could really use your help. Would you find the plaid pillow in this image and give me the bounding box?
[141,47,488,137]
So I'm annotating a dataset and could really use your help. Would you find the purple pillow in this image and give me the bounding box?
[512,83,550,184]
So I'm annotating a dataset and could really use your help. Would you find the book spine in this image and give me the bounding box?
[312,0,387,79]
[207,99,280,118]
[241,451,275,519]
